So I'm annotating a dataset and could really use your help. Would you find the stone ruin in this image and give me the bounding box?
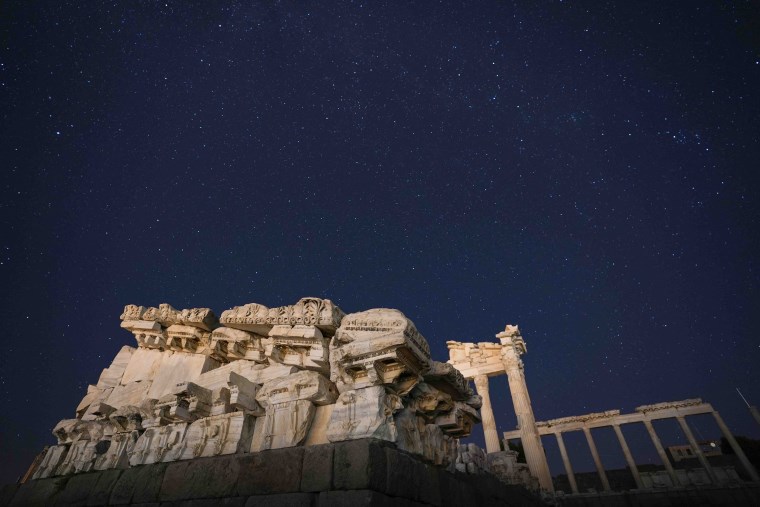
[29,297,495,482]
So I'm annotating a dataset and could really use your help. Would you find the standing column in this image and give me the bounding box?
[555,432,579,494]
[712,411,760,481]
[751,406,760,429]
[582,426,611,491]
[675,415,717,483]
[497,327,554,491]
[643,419,680,486]
[473,374,501,454]
[612,424,643,489]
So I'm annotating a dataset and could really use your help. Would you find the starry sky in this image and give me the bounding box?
[1,1,759,485]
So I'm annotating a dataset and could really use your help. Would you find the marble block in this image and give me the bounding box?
[178,412,255,459]
[326,386,402,443]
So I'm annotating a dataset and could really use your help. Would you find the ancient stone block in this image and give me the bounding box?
[252,370,338,451]
[326,386,401,443]
[155,382,212,422]
[96,346,135,389]
[109,462,167,505]
[94,431,138,470]
[235,447,304,496]
[147,351,219,400]
[301,443,334,492]
[32,445,69,479]
[159,455,240,501]
[106,380,153,409]
[121,347,164,384]
[129,422,188,465]
[332,439,388,492]
[179,412,255,459]
[330,308,430,394]
[268,324,330,373]
[86,468,123,506]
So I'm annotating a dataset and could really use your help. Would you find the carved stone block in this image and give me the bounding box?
[179,307,218,331]
[31,445,69,479]
[268,324,330,373]
[178,412,255,460]
[94,430,139,470]
[143,303,180,327]
[219,302,272,334]
[155,382,212,422]
[330,308,431,393]
[326,386,402,443]
[166,324,208,354]
[252,370,338,451]
[129,422,188,465]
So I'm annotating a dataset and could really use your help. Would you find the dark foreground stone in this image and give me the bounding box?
[2,439,544,506]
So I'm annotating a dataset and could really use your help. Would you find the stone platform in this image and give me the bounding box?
[0,439,544,506]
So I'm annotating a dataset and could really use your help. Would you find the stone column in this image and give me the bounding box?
[555,432,578,494]
[497,328,553,491]
[582,426,611,492]
[612,424,643,489]
[473,374,501,454]
[751,406,760,429]
[675,415,717,483]
[712,411,760,481]
[643,419,680,486]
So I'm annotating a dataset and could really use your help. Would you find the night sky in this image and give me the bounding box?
[2,1,759,485]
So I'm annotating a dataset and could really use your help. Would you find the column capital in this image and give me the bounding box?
[473,374,489,391]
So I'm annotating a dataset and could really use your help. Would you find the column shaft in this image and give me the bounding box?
[504,364,554,491]
[583,426,611,491]
[643,419,680,486]
[613,424,643,489]
[555,432,578,494]
[712,411,760,481]
[676,415,717,483]
[473,374,501,454]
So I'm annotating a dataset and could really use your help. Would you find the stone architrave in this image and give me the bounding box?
[330,308,431,394]
[252,370,338,451]
[327,385,403,443]
[179,411,255,460]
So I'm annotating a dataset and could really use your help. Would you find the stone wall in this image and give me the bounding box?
[1,439,544,507]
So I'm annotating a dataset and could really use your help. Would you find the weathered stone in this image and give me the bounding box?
[129,422,188,465]
[326,386,401,443]
[301,443,334,492]
[51,471,100,506]
[330,308,430,394]
[179,412,255,459]
[86,468,123,506]
[9,476,69,507]
[235,446,304,496]
[244,493,314,507]
[332,439,388,492]
[160,455,240,501]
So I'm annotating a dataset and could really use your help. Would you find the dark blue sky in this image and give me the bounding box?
[1,1,759,484]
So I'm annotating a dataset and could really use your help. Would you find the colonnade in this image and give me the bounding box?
[503,399,759,493]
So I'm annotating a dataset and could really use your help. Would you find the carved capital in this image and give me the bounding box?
[473,374,489,393]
